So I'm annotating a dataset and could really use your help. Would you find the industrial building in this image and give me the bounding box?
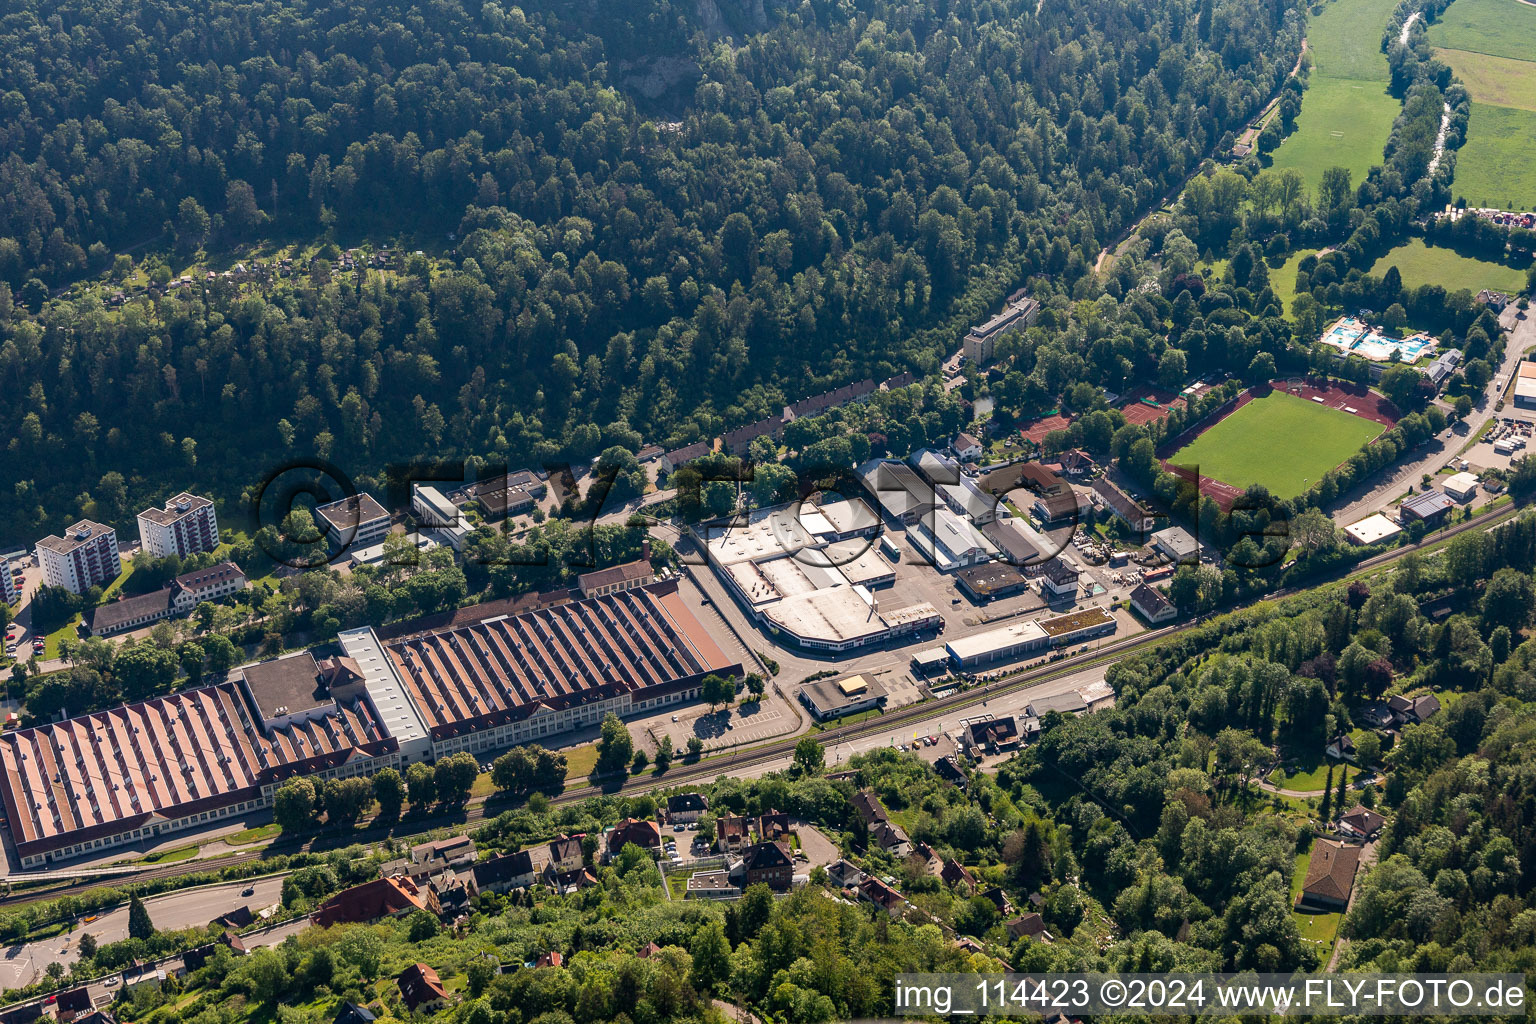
[1443,472,1480,502]
[955,564,1031,602]
[384,581,742,757]
[702,502,935,651]
[907,507,997,572]
[858,459,936,525]
[0,652,399,868]
[1400,490,1454,525]
[0,581,745,868]
[800,673,889,721]
[1343,514,1402,546]
[1516,361,1536,409]
[946,620,1050,668]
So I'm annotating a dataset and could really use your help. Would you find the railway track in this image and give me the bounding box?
[2,497,1523,907]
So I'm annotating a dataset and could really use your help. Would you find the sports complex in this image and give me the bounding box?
[1160,379,1398,507]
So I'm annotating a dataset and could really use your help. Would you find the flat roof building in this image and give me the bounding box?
[455,475,538,520]
[955,564,1030,602]
[1151,526,1199,564]
[800,674,888,721]
[137,493,219,559]
[946,620,1050,668]
[1516,361,1536,408]
[314,493,391,550]
[1344,513,1403,546]
[37,520,120,595]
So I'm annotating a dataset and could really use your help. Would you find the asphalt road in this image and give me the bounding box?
[0,875,285,991]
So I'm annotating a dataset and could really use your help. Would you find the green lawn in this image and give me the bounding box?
[1168,391,1385,498]
[224,824,281,846]
[1267,77,1400,193]
[1449,103,1536,211]
[1369,237,1533,294]
[1271,757,1337,793]
[43,615,82,659]
[1427,0,1536,63]
[1267,0,1401,193]
[1290,850,1345,956]
[1271,248,1317,317]
[1436,49,1536,111]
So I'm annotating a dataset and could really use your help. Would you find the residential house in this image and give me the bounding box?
[547,836,584,874]
[941,858,978,893]
[869,819,912,858]
[1130,583,1176,624]
[980,887,1015,917]
[608,818,662,858]
[1006,913,1052,942]
[637,942,663,959]
[953,433,984,462]
[935,755,967,786]
[1388,693,1440,725]
[717,814,753,854]
[313,876,428,927]
[757,809,792,843]
[1337,805,1387,841]
[1325,733,1356,762]
[535,951,564,968]
[1093,478,1160,533]
[411,836,477,878]
[666,792,708,824]
[858,876,908,918]
[49,990,93,1024]
[908,841,944,877]
[660,441,712,475]
[1297,840,1361,911]
[549,867,599,895]
[472,850,537,894]
[825,859,866,889]
[397,963,452,1014]
[740,840,794,890]
[333,1004,376,1024]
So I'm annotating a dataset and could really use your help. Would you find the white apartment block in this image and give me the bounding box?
[36,521,120,594]
[137,492,220,558]
[1,556,18,604]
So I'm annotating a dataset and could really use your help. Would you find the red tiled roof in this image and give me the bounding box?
[385,582,741,742]
[315,876,427,928]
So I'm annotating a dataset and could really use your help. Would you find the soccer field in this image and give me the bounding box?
[1168,392,1386,499]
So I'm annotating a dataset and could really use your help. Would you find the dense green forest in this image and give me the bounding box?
[0,0,1305,544]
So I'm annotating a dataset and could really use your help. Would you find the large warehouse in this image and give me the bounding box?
[385,581,742,757]
[702,502,938,651]
[0,656,399,868]
[0,581,742,868]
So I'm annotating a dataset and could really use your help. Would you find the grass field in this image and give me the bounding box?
[1169,392,1385,498]
[1450,103,1536,210]
[1267,0,1400,192]
[1271,248,1317,317]
[1369,237,1532,293]
[1427,0,1536,63]
[1436,49,1536,111]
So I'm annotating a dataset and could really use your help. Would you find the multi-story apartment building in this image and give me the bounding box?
[0,556,18,604]
[137,493,220,558]
[36,521,120,594]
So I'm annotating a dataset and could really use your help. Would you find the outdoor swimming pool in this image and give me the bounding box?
[1319,315,1435,363]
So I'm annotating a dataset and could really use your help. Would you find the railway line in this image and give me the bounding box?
[1,497,1523,909]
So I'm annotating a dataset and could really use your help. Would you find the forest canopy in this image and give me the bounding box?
[0,0,1303,542]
